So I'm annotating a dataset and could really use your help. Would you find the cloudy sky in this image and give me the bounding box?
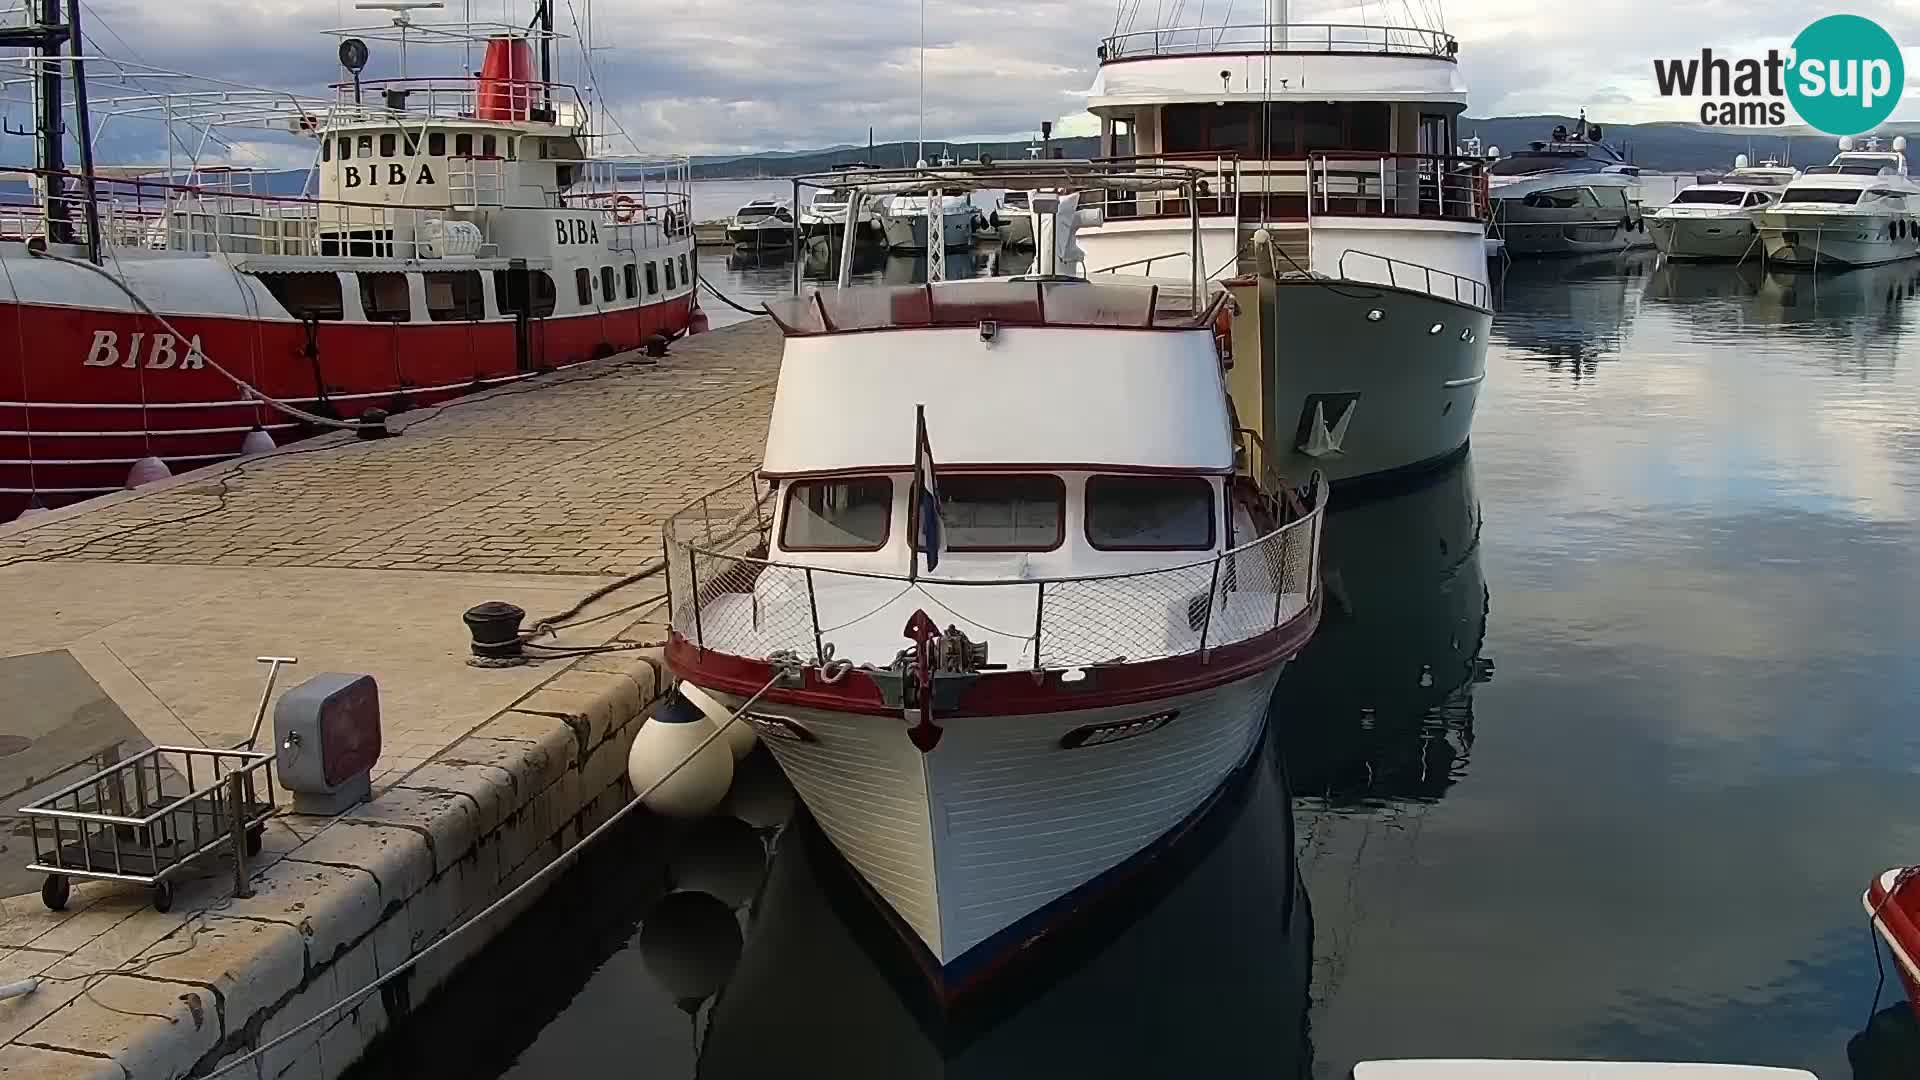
[44,0,1920,159]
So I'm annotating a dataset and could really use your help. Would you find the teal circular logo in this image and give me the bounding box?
[1786,15,1904,136]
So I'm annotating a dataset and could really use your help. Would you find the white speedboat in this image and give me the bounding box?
[799,169,885,249]
[661,163,1329,997]
[1079,10,1491,489]
[1486,116,1652,255]
[880,188,976,251]
[725,197,796,249]
[1648,155,1796,260]
[1754,136,1920,268]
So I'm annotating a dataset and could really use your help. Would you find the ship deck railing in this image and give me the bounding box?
[1099,21,1457,62]
[327,77,589,132]
[663,470,1328,673]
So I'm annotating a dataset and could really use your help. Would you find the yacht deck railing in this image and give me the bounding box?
[1100,22,1457,61]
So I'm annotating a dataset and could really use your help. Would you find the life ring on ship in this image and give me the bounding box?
[1212,301,1235,368]
[663,208,684,236]
[612,194,638,223]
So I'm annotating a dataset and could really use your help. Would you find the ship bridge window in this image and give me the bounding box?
[357,134,373,158]
[939,475,1064,551]
[425,271,485,321]
[1162,103,1258,156]
[404,132,420,156]
[380,133,396,157]
[321,140,331,163]
[482,134,497,158]
[1672,189,1746,205]
[337,136,351,161]
[1778,188,1863,205]
[1086,475,1216,551]
[429,132,446,156]
[260,272,343,321]
[455,133,473,156]
[358,272,412,322]
[493,268,557,317]
[780,476,893,551]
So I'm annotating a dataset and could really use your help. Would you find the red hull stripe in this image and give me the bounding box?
[665,594,1320,718]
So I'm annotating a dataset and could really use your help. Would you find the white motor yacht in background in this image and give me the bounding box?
[799,167,885,249]
[1078,9,1491,489]
[660,163,1329,998]
[881,187,977,251]
[1486,117,1652,255]
[1648,155,1796,260]
[1754,136,1920,268]
[991,188,1037,249]
[726,197,796,249]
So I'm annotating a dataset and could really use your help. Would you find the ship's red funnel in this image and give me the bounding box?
[476,35,534,122]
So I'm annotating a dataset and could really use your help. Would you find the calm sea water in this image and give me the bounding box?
[352,249,1920,1079]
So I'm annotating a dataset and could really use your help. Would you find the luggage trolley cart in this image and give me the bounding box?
[18,658,295,913]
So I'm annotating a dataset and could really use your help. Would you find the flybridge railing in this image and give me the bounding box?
[1099,22,1457,61]
[329,77,589,131]
[1307,152,1488,224]
[663,471,1327,674]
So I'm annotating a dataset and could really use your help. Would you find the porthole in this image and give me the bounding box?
[1460,327,1474,342]
[1428,322,1443,335]
[1366,309,1384,322]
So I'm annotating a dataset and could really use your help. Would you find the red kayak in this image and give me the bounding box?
[1865,867,1920,1021]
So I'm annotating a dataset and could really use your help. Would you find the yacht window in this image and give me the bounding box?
[737,204,777,221]
[939,475,1064,551]
[429,132,446,156]
[1085,476,1215,551]
[600,265,616,302]
[380,133,397,157]
[1522,188,1591,209]
[624,263,638,299]
[1778,188,1863,205]
[575,268,592,305]
[1672,189,1746,205]
[357,272,412,322]
[455,133,473,156]
[1744,192,1773,207]
[1162,102,1258,155]
[1592,186,1629,209]
[646,262,659,295]
[1300,103,1345,152]
[1002,191,1029,210]
[781,477,893,550]
[493,268,558,317]
[260,272,343,321]
[1348,103,1391,152]
[424,271,485,321]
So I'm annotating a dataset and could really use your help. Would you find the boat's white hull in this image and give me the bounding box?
[701,663,1286,977]
[1648,213,1760,260]
[1755,210,1920,267]
[882,210,975,252]
[995,210,1036,249]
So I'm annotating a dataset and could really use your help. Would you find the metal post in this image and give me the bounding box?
[791,178,803,296]
[64,0,99,262]
[926,185,945,283]
[1031,580,1045,671]
[1189,178,1200,298]
[228,771,252,899]
[1379,157,1387,214]
[806,569,824,665]
[837,190,862,289]
[689,555,705,651]
[1198,559,1221,659]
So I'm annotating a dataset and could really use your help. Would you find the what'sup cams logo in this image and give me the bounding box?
[1652,14,1905,135]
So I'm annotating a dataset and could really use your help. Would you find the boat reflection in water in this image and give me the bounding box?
[694,735,1314,1078]
[1490,251,1656,377]
[1280,457,1491,807]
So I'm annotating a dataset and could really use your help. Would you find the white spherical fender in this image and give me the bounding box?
[680,680,759,761]
[628,690,734,818]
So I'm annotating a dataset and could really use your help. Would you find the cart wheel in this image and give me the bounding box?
[246,826,264,857]
[151,879,174,914]
[40,874,69,912]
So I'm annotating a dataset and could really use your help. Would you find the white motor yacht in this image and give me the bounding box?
[1486,117,1652,256]
[881,188,977,251]
[725,197,796,249]
[1754,136,1920,268]
[1648,155,1796,260]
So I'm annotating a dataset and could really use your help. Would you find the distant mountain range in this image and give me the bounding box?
[693,116,1920,178]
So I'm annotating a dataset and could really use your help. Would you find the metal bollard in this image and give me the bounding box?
[228,771,253,899]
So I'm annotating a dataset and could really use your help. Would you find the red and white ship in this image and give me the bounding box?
[0,5,700,518]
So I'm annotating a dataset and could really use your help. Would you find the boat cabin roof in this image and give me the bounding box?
[764,279,1222,337]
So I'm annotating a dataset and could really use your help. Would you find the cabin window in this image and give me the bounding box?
[575,267,592,305]
[623,263,637,299]
[357,135,373,157]
[1300,103,1345,152]
[337,136,351,161]
[424,271,485,321]
[645,262,659,295]
[455,133,473,156]
[1778,188,1862,205]
[493,269,557,317]
[404,131,420,156]
[357,272,412,322]
[1592,186,1629,209]
[482,134,497,158]
[780,477,893,551]
[1744,192,1773,207]
[1349,103,1391,152]
[380,133,397,157]
[504,137,516,161]
[940,475,1064,551]
[429,132,446,156]
[321,140,331,163]
[1162,103,1258,156]
[678,254,690,286]
[1085,476,1216,551]
[1263,104,1298,157]
[1673,189,1745,205]
[665,259,677,290]
[1522,188,1591,209]
[260,272,344,321]
[600,265,616,301]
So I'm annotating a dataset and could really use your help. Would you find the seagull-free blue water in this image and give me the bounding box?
[349,250,1920,1079]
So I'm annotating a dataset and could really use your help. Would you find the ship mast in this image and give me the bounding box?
[0,0,101,259]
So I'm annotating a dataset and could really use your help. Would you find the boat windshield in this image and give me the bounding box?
[1776,188,1864,205]
[1490,154,1611,176]
[1672,189,1746,205]
[737,205,779,220]
[1806,164,1893,176]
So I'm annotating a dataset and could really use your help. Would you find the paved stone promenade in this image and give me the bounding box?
[0,319,781,1078]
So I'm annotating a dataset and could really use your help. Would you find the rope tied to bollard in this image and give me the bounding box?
[200,666,794,1078]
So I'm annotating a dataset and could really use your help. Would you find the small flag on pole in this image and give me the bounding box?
[911,404,944,579]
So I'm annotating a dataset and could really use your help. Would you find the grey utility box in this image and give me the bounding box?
[273,673,382,815]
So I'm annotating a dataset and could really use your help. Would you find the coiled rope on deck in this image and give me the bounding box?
[202,667,792,1078]
[27,246,376,432]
